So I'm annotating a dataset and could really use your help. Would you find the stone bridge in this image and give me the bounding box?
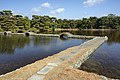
[2,31,96,39]
[59,32,73,38]
[25,32,36,36]
[4,31,12,35]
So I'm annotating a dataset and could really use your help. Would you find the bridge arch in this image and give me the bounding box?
[25,32,35,36]
[59,32,73,39]
[4,31,11,35]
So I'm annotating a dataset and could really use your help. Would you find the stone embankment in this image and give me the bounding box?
[0,32,96,39]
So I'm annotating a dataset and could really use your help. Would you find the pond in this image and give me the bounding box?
[0,34,85,75]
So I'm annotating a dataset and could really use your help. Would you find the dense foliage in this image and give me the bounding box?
[0,10,120,33]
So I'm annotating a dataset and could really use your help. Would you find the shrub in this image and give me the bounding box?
[0,28,3,32]
[29,28,38,33]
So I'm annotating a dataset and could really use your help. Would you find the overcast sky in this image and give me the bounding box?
[0,0,120,19]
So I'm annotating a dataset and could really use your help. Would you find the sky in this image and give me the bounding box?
[0,0,120,19]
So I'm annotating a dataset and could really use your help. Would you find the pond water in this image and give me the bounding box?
[0,34,85,75]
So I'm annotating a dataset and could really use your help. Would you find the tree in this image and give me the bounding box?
[89,17,98,29]
[0,9,120,32]
[24,16,30,30]
[3,10,13,16]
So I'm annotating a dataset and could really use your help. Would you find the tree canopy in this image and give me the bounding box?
[0,10,120,33]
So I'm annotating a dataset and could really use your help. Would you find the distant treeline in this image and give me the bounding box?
[0,10,120,33]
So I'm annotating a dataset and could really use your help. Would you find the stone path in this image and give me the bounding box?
[27,36,109,80]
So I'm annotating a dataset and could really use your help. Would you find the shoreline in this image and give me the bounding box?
[55,28,79,31]
[0,29,117,35]
[55,28,116,31]
[81,29,116,31]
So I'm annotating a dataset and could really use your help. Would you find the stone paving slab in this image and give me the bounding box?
[37,65,54,75]
[28,74,45,80]
[47,63,58,67]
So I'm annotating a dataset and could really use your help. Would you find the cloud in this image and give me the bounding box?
[30,2,51,14]
[50,8,65,14]
[41,2,51,8]
[12,10,25,16]
[30,2,65,17]
[83,0,104,7]
[48,14,56,17]
[30,7,41,13]
[56,8,65,13]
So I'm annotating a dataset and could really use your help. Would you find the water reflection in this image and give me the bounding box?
[32,36,53,46]
[0,35,30,54]
[42,30,120,43]
[0,35,58,54]
[107,31,120,43]
[69,30,120,43]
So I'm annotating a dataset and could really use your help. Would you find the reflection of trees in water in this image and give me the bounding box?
[71,30,111,36]
[0,30,120,54]
[42,30,120,44]
[0,35,30,54]
[33,36,53,46]
[107,31,120,44]
[82,30,120,44]
[63,30,120,43]
[0,35,54,54]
